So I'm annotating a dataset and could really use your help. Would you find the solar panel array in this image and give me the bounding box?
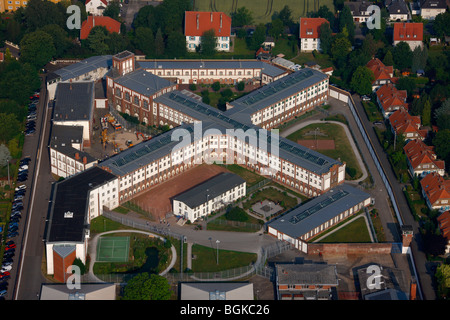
[240,69,314,106]
[289,189,349,225]
[279,141,328,167]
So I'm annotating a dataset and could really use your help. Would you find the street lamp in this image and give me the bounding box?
[216,240,220,265]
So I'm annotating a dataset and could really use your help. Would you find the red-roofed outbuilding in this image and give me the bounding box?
[80,16,121,40]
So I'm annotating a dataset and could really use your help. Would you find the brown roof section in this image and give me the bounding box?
[299,18,329,39]
[403,139,445,171]
[389,108,428,138]
[80,16,121,40]
[376,83,407,112]
[393,22,423,42]
[184,11,231,37]
[420,172,450,206]
[438,211,450,241]
[366,58,393,82]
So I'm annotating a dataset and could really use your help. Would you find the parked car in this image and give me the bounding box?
[6,232,18,239]
[1,265,12,272]
[17,175,27,182]
[361,95,370,101]
[25,128,35,136]
[15,185,26,191]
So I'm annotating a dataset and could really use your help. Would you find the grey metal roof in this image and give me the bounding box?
[50,125,96,163]
[138,59,287,78]
[387,0,409,14]
[420,0,446,8]
[52,55,112,82]
[226,68,328,117]
[114,69,174,97]
[267,184,371,239]
[173,172,246,208]
[53,82,95,121]
[276,263,339,286]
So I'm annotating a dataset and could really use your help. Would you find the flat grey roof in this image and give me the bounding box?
[173,172,246,208]
[268,184,371,239]
[51,55,112,82]
[138,59,287,78]
[226,68,328,118]
[46,167,117,243]
[53,82,95,121]
[114,69,173,97]
[276,263,339,286]
[50,125,96,163]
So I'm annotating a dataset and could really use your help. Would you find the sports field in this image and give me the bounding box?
[96,236,130,262]
[193,0,334,24]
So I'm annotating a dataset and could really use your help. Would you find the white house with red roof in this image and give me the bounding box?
[366,58,394,91]
[403,139,445,177]
[85,0,109,16]
[376,83,407,118]
[184,11,232,52]
[299,18,329,52]
[389,108,428,141]
[420,172,450,212]
[393,22,424,51]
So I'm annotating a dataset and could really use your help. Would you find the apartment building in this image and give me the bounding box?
[299,18,329,52]
[420,172,450,212]
[172,172,246,222]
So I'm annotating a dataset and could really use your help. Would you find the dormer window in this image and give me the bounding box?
[64,211,74,218]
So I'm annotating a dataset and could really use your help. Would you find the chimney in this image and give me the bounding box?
[83,156,87,164]
[75,152,80,160]
[410,278,417,300]
[211,12,213,22]
[197,14,199,30]
[220,13,222,28]
[401,225,413,253]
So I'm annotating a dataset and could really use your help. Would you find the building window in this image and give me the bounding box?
[115,88,121,98]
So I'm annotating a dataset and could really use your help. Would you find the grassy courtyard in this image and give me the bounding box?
[316,215,372,243]
[286,122,364,180]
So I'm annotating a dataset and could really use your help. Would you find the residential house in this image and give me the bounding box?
[420,172,450,212]
[419,0,447,20]
[376,83,408,118]
[386,0,409,21]
[403,139,445,177]
[389,108,428,140]
[85,0,109,16]
[393,22,424,51]
[180,282,254,300]
[184,11,232,52]
[275,263,339,300]
[80,15,121,40]
[366,58,394,91]
[437,211,450,254]
[344,1,372,23]
[299,17,329,52]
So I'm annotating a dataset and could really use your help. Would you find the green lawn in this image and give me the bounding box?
[362,101,384,122]
[191,243,257,272]
[286,123,364,180]
[243,186,298,211]
[193,0,334,24]
[318,215,372,243]
[291,51,334,69]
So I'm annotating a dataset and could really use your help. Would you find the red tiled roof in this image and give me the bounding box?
[184,11,231,37]
[299,18,329,39]
[438,211,450,240]
[80,16,121,40]
[403,139,445,171]
[366,58,393,82]
[376,83,407,112]
[389,108,427,138]
[393,22,423,42]
[420,172,450,206]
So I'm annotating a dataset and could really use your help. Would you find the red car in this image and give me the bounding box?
[5,245,15,251]
[0,272,10,279]
[7,244,16,249]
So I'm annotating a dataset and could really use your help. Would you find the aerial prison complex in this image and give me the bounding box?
[44,51,371,281]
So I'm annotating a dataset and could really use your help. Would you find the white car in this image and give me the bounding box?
[19,165,28,171]
[15,185,26,191]
[1,265,12,272]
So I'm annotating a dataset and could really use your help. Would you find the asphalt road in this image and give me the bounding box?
[11,76,54,300]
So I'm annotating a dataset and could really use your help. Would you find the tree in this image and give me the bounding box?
[211,81,221,92]
[237,81,245,91]
[435,264,450,298]
[331,35,351,66]
[411,46,428,73]
[392,42,412,70]
[165,31,187,58]
[433,129,450,162]
[103,0,120,20]
[248,23,266,51]
[231,7,254,27]
[0,113,21,143]
[20,30,56,69]
[338,5,355,42]
[154,28,165,57]
[433,12,450,38]
[383,50,394,66]
[86,26,110,55]
[350,66,375,95]
[40,24,72,58]
[434,99,450,130]
[268,19,283,40]
[0,144,12,168]
[421,98,431,126]
[23,0,65,32]
[200,29,217,57]
[319,22,332,55]
[123,273,171,300]
[134,27,155,57]
[225,206,248,222]
[277,5,293,27]
[0,60,40,106]
[396,77,416,97]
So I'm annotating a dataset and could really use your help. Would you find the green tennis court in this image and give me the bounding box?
[96,236,130,262]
